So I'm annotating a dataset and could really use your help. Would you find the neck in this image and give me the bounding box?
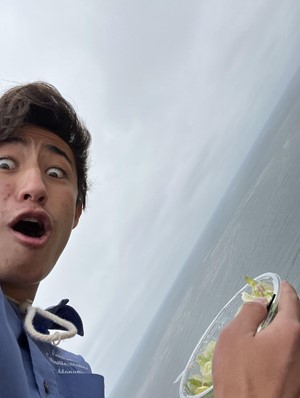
[1,284,38,304]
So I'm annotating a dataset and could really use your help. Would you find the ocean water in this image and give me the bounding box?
[109,69,300,398]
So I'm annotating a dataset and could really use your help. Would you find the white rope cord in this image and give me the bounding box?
[24,306,78,345]
[6,296,78,345]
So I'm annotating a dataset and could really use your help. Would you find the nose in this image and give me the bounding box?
[17,168,48,204]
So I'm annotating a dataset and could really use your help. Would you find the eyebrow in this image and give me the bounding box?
[45,144,73,166]
[0,136,25,145]
[0,136,73,166]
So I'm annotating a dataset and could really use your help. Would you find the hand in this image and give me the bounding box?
[212,281,300,398]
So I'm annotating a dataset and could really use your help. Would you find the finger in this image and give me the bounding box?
[228,299,268,336]
[276,281,300,321]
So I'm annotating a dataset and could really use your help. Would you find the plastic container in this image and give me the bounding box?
[178,272,281,398]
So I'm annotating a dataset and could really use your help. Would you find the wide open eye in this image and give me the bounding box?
[0,157,16,170]
[46,167,66,179]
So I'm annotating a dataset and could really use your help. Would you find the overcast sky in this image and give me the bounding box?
[1,0,300,395]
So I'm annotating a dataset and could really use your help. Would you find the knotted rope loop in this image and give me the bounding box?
[24,306,77,345]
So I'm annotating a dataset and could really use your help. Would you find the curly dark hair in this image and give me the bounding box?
[0,82,91,208]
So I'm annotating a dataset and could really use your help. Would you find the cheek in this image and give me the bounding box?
[0,183,13,201]
[60,198,78,229]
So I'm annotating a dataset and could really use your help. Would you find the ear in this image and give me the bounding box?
[72,203,83,229]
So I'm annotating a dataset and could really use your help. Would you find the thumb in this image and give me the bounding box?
[230,298,268,335]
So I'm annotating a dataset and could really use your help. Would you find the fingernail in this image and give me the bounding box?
[252,297,268,306]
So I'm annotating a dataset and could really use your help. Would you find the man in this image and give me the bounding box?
[0,81,299,398]
[0,82,104,397]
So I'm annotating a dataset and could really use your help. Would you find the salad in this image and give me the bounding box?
[184,275,274,396]
[242,276,274,303]
[184,340,216,395]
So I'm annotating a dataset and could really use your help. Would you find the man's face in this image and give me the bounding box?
[0,125,82,298]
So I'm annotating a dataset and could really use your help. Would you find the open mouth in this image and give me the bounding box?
[12,218,46,238]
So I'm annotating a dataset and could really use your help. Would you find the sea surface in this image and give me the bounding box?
[109,68,300,398]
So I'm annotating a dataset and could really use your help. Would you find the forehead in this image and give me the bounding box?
[3,125,76,167]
